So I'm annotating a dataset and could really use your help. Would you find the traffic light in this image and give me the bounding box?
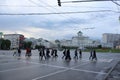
[58,0,61,6]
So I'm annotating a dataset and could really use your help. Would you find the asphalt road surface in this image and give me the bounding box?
[0,50,120,80]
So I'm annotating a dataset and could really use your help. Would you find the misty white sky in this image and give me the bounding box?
[0,0,120,41]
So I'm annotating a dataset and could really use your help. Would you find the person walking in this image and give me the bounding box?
[74,49,78,59]
[38,48,42,58]
[46,48,50,58]
[13,48,17,56]
[41,48,46,60]
[92,50,97,61]
[18,48,21,57]
[89,49,93,60]
[54,49,58,57]
[79,49,82,58]
[25,47,31,57]
[51,49,54,57]
[65,49,71,60]
[62,49,66,59]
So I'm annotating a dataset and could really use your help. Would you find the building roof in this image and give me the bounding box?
[78,31,83,34]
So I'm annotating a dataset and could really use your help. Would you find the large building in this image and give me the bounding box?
[60,31,101,49]
[4,34,25,49]
[102,33,120,47]
[102,33,120,43]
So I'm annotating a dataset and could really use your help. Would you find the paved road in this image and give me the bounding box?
[0,50,120,80]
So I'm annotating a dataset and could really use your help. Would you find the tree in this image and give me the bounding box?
[0,39,11,50]
[0,39,4,49]
[5,39,11,49]
[23,41,32,49]
[27,41,32,48]
[1,39,6,50]
[97,45,102,49]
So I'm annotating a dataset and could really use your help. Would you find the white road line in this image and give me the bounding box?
[71,62,89,68]
[82,59,113,63]
[0,61,24,65]
[0,65,42,73]
[71,68,106,74]
[32,69,69,80]
[22,61,68,69]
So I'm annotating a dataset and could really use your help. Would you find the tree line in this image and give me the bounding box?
[0,38,11,50]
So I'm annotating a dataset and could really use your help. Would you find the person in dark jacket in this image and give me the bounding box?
[18,48,21,57]
[51,49,54,57]
[54,49,58,57]
[74,49,78,59]
[65,49,71,60]
[46,48,50,58]
[41,48,46,60]
[38,48,42,58]
[92,50,97,61]
[89,49,93,60]
[79,49,82,58]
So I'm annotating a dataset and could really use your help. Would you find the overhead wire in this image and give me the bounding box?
[38,0,84,29]
[111,0,120,6]
[0,4,113,9]
[0,10,118,15]
[38,0,120,30]
[28,0,83,30]
[61,0,119,3]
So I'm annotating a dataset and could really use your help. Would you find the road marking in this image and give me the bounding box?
[99,59,113,63]
[32,69,69,80]
[26,61,106,80]
[71,68,106,74]
[82,59,113,63]
[71,62,89,68]
[22,60,90,70]
[0,61,24,65]
[0,65,42,73]
[22,61,68,69]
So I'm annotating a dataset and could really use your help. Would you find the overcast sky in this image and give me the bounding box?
[0,0,120,41]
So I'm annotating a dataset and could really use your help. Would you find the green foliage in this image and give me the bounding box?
[97,45,102,48]
[0,39,11,50]
[5,39,11,49]
[84,48,120,53]
[35,45,45,49]
[23,41,32,49]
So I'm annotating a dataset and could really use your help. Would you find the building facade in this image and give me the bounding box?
[4,34,25,49]
[102,33,120,43]
[60,31,101,49]
[102,33,120,48]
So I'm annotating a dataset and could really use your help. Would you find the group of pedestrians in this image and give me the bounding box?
[89,49,97,61]
[73,49,82,59]
[62,48,97,61]
[38,48,58,60]
[13,47,32,58]
[62,48,82,60]
[12,48,97,61]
